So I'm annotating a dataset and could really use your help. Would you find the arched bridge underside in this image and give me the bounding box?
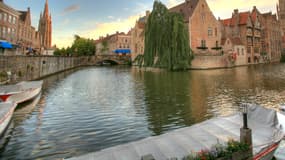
[93,55,131,65]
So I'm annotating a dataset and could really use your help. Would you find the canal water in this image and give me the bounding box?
[1,64,285,159]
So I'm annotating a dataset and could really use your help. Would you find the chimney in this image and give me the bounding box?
[253,6,256,10]
[234,9,239,14]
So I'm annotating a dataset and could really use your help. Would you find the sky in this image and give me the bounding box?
[5,0,279,48]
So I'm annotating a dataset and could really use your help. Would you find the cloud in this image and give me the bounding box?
[62,4,80,15]
[80,15,139,40]
[108,16,114,19]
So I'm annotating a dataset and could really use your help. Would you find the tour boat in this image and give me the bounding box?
[68,105,285,160]
[0,102,16,138]
[0,80,43,104]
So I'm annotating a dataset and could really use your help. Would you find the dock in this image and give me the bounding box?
[68,105,284,160]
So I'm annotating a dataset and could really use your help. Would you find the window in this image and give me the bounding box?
[3,13,7,22]
[2,27,6,37]
[237,48,240,55]
[0,13,2,21]
[201,40,206,47]
[7,28,11,35]
[242,48,244,55]
[216,41,219,47]
[215,28,217,36]
[208,27,212,36]
[13,17,16,24]
[8,15,12,23]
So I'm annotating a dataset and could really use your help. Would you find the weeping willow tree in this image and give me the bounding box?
[141,1,193,71]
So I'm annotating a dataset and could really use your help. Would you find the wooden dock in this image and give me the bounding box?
[68,106,284,160]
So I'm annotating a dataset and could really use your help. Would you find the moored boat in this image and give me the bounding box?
[68,105,285,160]
[0,102,17,138]
[0,80,43,104]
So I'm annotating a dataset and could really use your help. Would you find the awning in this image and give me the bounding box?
[0,41,12,49]
[113,49,131,54]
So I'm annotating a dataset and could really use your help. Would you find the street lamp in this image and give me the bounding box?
[240,103,253,157]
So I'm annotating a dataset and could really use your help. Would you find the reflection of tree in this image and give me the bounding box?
[135,71,195,135]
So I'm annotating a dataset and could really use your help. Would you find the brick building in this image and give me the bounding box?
[221,9,262,63]
[170,0,222,55]
[0,0,19,54]
[130,11,149,62]
[221,7,282,63]
[18,8,41,55]
[277,0,285,49]
[252,7,282,62]
[95,32,131,55]
[0,0,52,55]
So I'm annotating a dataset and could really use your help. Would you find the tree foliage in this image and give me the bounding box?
[72,35,96,56]
[53,34,96,56]
[141,1,193,70]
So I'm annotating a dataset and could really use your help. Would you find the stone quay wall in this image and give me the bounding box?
[190,55,232,69]
[0,56,94,83]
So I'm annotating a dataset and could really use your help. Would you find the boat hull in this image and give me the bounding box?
[0,102,16,137]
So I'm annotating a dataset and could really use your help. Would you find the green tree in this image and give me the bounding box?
[141,1,193,71]
[72,35,96,56]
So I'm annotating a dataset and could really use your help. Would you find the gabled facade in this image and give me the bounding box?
[252,7,282,62]
[221,9,262,63]
[170,0,222,55]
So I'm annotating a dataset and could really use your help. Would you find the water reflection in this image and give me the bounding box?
[1,64,285,159]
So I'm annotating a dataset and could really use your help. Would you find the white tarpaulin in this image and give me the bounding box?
[69,104,285,160]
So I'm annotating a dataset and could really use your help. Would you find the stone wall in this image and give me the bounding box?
[190,55,231,69]
[0,56,91,83]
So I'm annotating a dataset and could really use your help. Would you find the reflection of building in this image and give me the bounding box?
[0,0,52,55]
[95,32,131,55]
[221,37,246,66]
[38,0,52,50]
[130,11,149,61]
[169,0,222,55]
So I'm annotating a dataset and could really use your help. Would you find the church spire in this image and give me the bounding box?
[44,0,49,17]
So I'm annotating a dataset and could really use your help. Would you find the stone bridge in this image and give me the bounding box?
[93,54,131,65]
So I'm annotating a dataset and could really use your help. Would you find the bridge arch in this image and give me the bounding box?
[96,59,120,65]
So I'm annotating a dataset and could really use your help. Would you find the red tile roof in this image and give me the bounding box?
[169,0,199,22]
[239,12,250,25]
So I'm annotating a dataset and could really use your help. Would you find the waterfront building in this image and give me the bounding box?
[277,0,285,49]
[0,0,19,55]
[221,9,262,63]
[18,7,41,55]
[0,0,52,55]
[221,37,247,66]
[252,7,282,62]
[169,0,222,55]
[95,32,131,55]
[38,0,52,50]
[221,6,282,63]
[130,11,149,62]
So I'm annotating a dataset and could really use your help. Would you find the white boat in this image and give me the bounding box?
[68,105,285,160]
[0,102,17,137]
[0,80,43,104]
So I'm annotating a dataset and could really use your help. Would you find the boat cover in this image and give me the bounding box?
[0,81,43,95]
[68,104,284,160]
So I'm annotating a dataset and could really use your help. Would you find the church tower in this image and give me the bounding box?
[278,0,285,35]
[38,0,52,49]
